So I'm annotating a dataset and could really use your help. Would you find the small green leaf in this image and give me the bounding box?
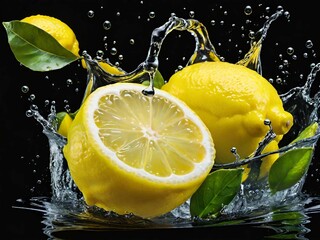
[291,122,318,144]
[142,70,165,89]
[268,122,318,194]
[190,168,243,218]
[269,147,313,194]
[3,20,79,71]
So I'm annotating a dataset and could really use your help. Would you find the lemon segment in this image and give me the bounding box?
[63,83,215,218]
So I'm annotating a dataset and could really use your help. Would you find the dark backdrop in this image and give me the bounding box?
[1,0,320,239]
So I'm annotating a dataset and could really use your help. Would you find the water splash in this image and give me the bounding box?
[15,7,320,239]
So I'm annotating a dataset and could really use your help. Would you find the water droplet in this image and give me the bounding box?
[244,6,252,15]
[29,94,36,101]
[306,40,313,49]
[103,20,111,30]
[66,79,73,85]
[283,11,290,20]
[26,110,33,117]
[276,77,282,84]
[287,47,294,55]
[110,47,117,55]
[264,119,271,126]
[149,11,155,18]
[96,50,104,59]
[87,10,94,18]
[21,85,29,93]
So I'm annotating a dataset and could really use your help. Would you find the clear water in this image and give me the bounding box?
[13,4,320,240]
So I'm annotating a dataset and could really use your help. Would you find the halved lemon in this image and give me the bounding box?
[63,82,215,218]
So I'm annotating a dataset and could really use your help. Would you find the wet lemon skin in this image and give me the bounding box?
[162,61,293,179]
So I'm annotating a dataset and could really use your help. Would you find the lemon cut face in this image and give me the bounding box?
[63,83,215,218]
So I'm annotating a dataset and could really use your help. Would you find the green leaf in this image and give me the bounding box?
[291,122,318,144]
[268,122,318,194]
[2,20,79,71]
[142,70,165,89]
[269,147,313,194]
[190,168,243,218]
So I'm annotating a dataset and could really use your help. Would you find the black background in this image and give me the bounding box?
[1,0,320,239]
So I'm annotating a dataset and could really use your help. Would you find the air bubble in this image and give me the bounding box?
[189,11,195,18]
[129,39,135,45]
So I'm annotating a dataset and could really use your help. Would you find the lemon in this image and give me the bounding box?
[56,112,74,138]
[21,14,80,56]
[161,61,293,180]
[63,82,215,218]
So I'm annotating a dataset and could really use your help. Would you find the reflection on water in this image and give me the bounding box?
[13,195,320,239]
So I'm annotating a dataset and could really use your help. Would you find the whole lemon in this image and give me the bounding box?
[161,61,293,179]
[21,14,80,56]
